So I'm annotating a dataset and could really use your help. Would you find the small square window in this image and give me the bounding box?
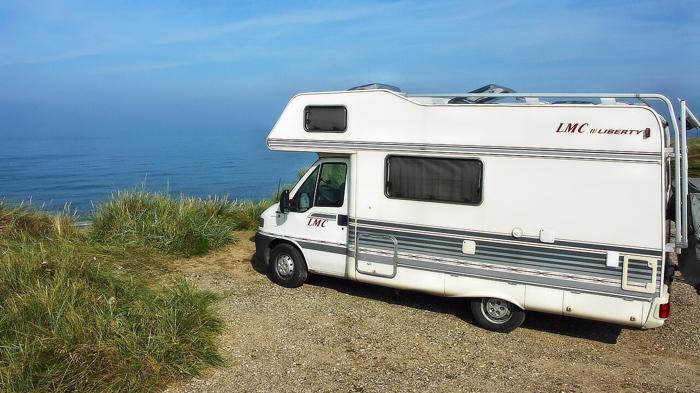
[304,106,347,132]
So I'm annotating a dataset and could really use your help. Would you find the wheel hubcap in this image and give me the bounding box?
[481,298,513,324]
[275,254,294,277]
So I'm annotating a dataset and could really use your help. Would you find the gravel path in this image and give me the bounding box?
[165,232,700,393]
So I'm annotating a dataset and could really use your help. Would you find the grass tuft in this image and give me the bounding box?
[90,191,244,256]
[230,198,277,231]
[0,236,223,393]
[0,201,77,240]
[0,186,285,392]
[688,138,700,177]
[0,199,228,393]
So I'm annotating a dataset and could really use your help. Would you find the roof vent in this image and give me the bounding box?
[448,84,515,104]
[349,83,402,92]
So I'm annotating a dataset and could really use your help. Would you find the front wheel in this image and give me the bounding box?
[470,297,526,333]
[269,244,308,288]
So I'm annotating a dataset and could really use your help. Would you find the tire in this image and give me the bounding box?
[470,297,526,333]
[269,243,308,288]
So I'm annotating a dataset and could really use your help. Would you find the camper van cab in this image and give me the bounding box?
[255,84,698,333]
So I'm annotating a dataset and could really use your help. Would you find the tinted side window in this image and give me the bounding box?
[386,156,482,204]
[295,167,319,212]
[315,163,347,207]
[304,106,347,132]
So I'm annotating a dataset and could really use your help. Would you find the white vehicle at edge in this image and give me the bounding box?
[254,83,700,333]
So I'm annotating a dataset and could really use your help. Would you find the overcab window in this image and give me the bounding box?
[304,106,347,132]
[385,156,483,204]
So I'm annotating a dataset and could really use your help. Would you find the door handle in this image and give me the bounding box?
[337,214,348,226]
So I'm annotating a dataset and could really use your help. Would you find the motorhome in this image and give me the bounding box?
[255,84,699,332]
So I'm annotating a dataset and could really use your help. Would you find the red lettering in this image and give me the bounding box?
[307,218,328,227]
[564,123,579,133]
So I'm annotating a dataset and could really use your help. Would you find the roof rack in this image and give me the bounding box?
[407,92,665,102]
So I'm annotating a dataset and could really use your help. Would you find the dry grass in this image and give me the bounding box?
[0,201,77,240]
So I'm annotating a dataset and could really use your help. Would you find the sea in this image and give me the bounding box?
[0,128,314,217]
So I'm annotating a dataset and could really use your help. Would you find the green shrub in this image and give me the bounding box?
[0,201,225,392]
[90,192,239,256]
[230,198,276,231]
[0,186,292,392]
[688,138,700,177]
[0,238,222,393]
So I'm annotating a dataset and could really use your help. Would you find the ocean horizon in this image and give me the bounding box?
[0,128,313,216]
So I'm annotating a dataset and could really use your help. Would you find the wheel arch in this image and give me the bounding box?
[463,292,525,310]
[445,276,526,309]
[267,237,306,264]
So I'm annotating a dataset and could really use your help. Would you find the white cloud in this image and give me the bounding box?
[153,2,405,45]
[0,48,106,67]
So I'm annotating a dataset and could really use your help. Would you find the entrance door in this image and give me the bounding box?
[284,158,349,276]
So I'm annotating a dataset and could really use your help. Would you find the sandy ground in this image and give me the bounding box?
[165,231,700,393]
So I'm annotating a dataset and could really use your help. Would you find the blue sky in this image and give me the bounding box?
[0,0,698,136]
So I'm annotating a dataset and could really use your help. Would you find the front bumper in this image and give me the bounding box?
[254,232,274,266]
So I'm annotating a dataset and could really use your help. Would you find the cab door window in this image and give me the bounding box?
[315,163,347,207]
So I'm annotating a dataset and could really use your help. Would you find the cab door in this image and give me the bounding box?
[285,158,349,276]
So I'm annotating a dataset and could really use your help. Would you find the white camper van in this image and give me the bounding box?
[255,84,699,332]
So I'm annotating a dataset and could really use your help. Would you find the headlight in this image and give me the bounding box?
[258,217,265,228]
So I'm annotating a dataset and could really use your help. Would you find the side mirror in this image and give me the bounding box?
[279,189,291,213]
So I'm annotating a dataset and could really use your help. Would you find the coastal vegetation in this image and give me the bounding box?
[688,138,700,177]
[0,192,278,392]
[90,191,268,256]
[669,138,700,179]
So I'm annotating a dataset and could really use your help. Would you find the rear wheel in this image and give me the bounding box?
[269,244,308,288]
[470,297,526,333]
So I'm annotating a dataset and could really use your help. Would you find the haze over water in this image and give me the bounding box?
[0,129,312,215]
[0,2,696,217]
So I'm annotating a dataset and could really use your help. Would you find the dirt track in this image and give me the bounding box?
[165,231,700,393]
